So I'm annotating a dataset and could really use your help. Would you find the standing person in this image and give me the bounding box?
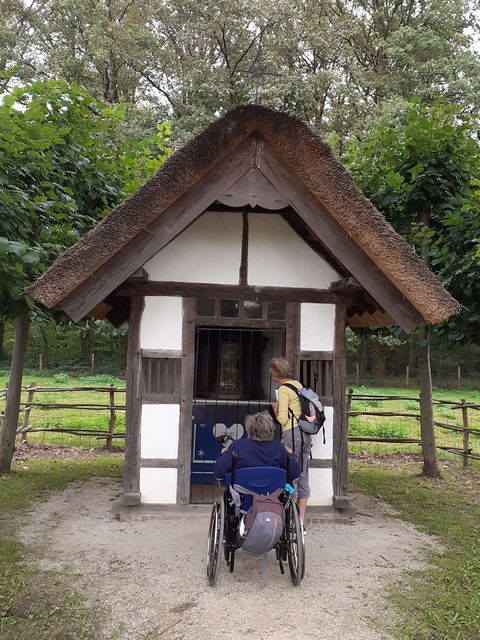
[270,357,311,526]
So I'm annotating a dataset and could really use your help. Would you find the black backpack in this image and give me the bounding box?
[282,383,326,443]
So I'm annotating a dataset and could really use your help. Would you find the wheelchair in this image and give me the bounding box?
[206,466,305,587]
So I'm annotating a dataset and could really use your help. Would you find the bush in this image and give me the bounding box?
[77,374,124,385]
[52,373,70,384]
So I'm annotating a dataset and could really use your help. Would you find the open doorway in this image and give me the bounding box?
[191,327,284,502]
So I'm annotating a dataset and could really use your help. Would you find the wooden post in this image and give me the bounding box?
[346,387,353,435]
[406,365,409,389]
[418,324,439,478]
[38,352,43,374]
[457,365,461,389]
[123,296,144,505]
[0,315,31,473]
[90,352,95,375]
[355,362,360,386]
[21,382,36,443]
[106,384,116,450]
[461,399,469,469]
[332,305,352,512]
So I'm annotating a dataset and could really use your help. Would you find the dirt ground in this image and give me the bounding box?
[18,478,438,640]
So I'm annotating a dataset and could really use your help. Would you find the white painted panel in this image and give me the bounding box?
[248,214,339,288]
[140,404,180,459]
[144,211,242,284]
[140,468,177,504]
[310,406,333,459]
[140,296,182,350]
[300,303,335,351]
[308,468,333,506]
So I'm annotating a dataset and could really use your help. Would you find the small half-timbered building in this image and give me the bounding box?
[28,105,459,513]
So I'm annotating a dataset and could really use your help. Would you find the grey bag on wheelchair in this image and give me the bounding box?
[242,489,284,556]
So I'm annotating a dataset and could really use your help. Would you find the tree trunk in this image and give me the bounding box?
[39,324,49,369]
[418,324,439,477]
[358,334,368,381]
[418,203,439,477]
[0,318,4,359]
[0,315,30,473]
[371,338,386,378]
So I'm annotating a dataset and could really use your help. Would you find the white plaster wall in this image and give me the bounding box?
[140,404,180,459]
[310,406,333,460]
[140,468,177,504]
[143,211,242,284]
[308,468,333,506]
[248,214,339,288]
[300,303,335,351]
[140,296,182,350]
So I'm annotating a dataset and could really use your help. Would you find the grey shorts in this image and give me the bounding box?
[281,427,311,499]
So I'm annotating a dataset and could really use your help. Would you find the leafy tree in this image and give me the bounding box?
[1,0,479,141]
[0,78,171,472]
[346,99,480,476]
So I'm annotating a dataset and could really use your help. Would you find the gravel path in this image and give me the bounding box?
[19,478,437,640]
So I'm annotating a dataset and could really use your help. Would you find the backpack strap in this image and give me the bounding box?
[280,383,301,453]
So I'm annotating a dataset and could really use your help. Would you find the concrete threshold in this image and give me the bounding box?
[112,499,355,524]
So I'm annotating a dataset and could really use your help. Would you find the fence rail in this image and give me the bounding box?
[0,383,126,449]
[347,388,480,467]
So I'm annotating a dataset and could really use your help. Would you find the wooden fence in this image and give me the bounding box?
[0,383,126,449]
[347,389,480,467]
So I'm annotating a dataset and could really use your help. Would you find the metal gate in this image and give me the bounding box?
[191,327,284,493]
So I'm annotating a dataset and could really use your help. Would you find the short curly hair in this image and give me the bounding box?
[269,357,293,379]
[245,412,274,441]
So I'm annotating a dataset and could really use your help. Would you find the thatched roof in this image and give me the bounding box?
[28,104,459,326]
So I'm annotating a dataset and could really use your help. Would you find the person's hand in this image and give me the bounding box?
[272,401,279,416]
[285,446,293,454]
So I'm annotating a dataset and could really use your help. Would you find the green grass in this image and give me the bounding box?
[0,457,123,639]
[350,459,480,639]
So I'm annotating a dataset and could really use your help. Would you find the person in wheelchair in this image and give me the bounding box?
[207,413,305,586]
[213,412,300,485]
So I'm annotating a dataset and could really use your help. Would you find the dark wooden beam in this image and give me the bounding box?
[177,298,195,505]
[309,459,333,468]
[141,349,182,359]
[239,210,249,286]
[256,137,424,333]
[115,281,365,305]
[140,458,178,468]
[123,295,144,506]
[331,304,351,512]
[142,392,180,404]
[285,302,300,379]
[60,136,258,322]
[300,350,334,361]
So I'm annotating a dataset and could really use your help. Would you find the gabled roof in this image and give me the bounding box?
[28,104,459,328]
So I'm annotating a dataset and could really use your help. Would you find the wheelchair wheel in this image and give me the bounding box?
[286,502,304,586]
[206,498,225,587]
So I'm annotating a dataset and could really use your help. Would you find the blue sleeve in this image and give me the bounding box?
[213,442,238,480]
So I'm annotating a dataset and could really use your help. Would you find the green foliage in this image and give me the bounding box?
[52,373,70,384]
[346,100,480,343]
[350,461,480,639]
[0,79,171,318]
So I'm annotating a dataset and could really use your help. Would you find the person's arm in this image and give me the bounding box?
[276,385,292,429]
[213,442,237,480]
[284,450,301,482]
[277,442,300,481]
